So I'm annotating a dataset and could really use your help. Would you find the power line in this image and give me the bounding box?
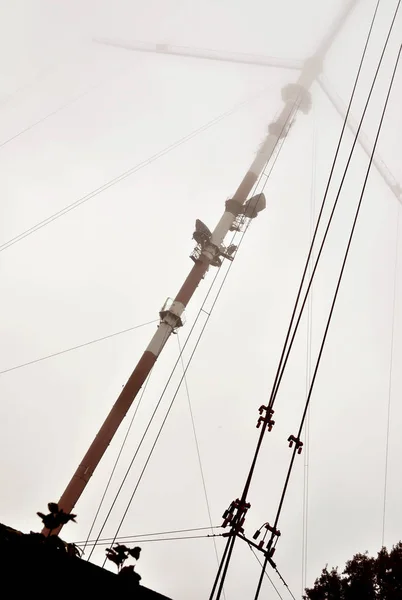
[0,86,270,254]
[93,92,294,561]
[100,106,293,568]
[206,140,287,599]
[0,59,57,108]
[213,3,392,596]
[82,534,222,547]
[259,23,402,563]
[177,333,214,530]
[261,0,382,502]
[268,0,384,411]
[177,333,226,599]
[76,525,222,545]
[301,106,316,596]
[100,267,234,566]
[274,566,297,600]
[87,262,226,561]
[0,74,116,150]
[209,100,304,600]
[211,1,382,594]
[0,319,158,376]
[249,0,397,510]
[381,202,400,546]
[248,543,284,600]
[208,99,299,600]
[270,12,401,542]
[81,369,154,555]
[256,36,402,600]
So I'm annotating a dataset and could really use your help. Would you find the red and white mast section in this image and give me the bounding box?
[50,0,360,530]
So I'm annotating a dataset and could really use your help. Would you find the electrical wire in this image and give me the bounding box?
[268,18,401,540]
[211,4,396,597]
[95,94,295,561]
[177,333,226,599]
[0,319,158,376]
[100,266,235,567]
[269,0,386,410]
[381,203,400,546]
[252,0,401,486]
[177,334,214,532]
[208,100,301,600]
[76,525,222,545]
[0,86,270,254]
[264,13,402,538]
[81,369,154,555]
[230,0,383,529]
[317,74,402,207]
[88,208,260,559]
[87,263,225,561]
[209,99,305,600]
[274,566,297,600]
[0,60,57,108]
[0,74,118,150]
[212,4,383,596]
[256,39,402,600]
[79,533,222,547]
[100,100,296,570]
[248,543,284,600]
[301,108,316,596]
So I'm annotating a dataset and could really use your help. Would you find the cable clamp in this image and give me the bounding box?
[256,406,275,431]
[288,435,303,454]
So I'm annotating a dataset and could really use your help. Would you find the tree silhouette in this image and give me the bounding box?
[105,543,142,582]
[304,542,402,599]
[37,502,76,535]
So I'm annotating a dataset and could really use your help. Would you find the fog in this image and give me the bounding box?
[1,1,401,598]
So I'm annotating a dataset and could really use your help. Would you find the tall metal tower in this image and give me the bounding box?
[48,0,372,533]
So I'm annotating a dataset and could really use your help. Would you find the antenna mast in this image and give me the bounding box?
[48,0,360,533]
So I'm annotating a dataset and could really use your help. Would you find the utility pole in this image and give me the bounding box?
[48,0,360,534]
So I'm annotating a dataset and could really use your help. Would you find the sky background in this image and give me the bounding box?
[0,0,401,598]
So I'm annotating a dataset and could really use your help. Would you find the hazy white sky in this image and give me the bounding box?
[0,0,401,598]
